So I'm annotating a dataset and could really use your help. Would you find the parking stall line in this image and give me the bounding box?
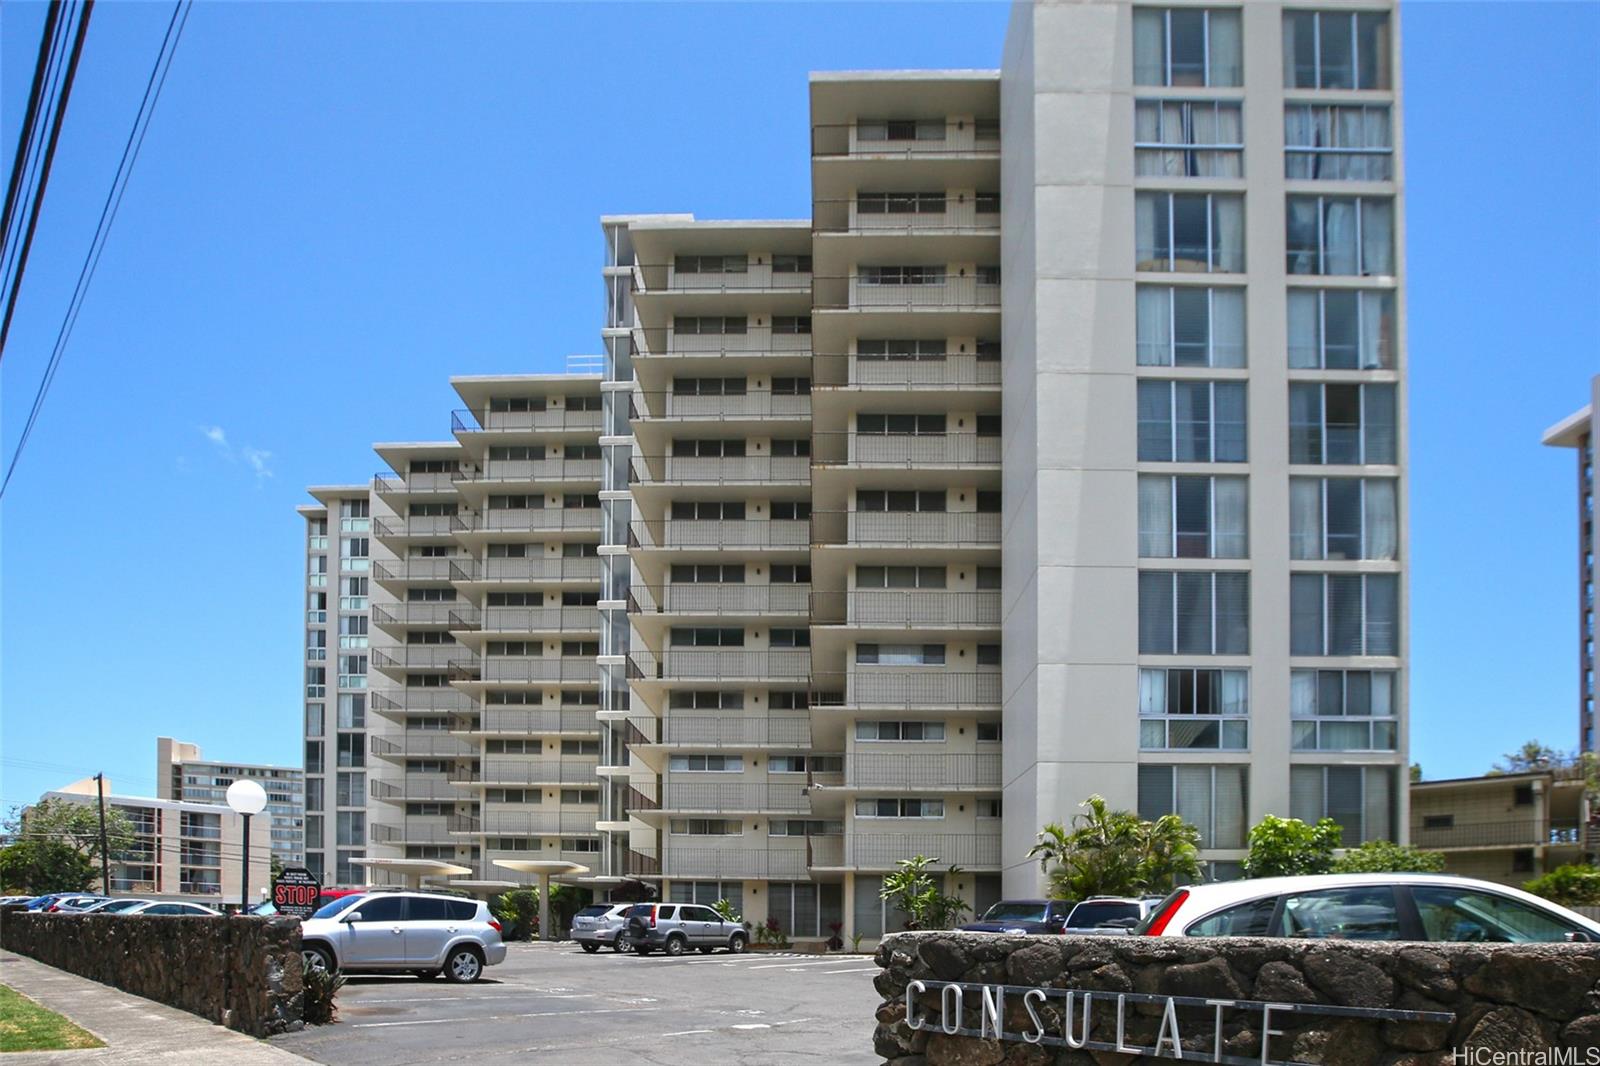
[746,958,857,970]
[816,967,878,975]
[352,1005,664,1029]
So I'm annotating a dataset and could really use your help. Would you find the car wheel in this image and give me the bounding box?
[444,946,484,983]
[613,931,633,953]
[581,942,599,954]
[413,969,439,980]
[664,934,686,957]
[302,945,336,975]
[727,933,747,954]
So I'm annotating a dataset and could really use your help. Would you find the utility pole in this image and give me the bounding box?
[94,773,110,894]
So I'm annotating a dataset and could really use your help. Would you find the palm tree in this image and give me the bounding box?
[1029,795,1200,900]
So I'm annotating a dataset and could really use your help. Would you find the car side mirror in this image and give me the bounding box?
[1565,930,1593,943]
[342,911,362,924]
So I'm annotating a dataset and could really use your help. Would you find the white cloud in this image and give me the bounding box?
[197,426,272,482]
[242,447,274,480]
[202,425,228,449]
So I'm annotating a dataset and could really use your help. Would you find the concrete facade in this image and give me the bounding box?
[156,737,304,866]
[1541,374,1599,755]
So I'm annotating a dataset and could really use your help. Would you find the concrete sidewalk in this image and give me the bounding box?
[0,952,316,1065]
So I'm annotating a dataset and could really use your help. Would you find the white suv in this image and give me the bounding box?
[299,891,507,982]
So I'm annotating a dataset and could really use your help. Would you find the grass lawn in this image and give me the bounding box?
[0,983,104,1053]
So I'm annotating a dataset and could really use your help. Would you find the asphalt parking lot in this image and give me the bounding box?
[271,941,881,1066]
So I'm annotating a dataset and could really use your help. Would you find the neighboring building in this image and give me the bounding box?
[298,485,373,884]
[306,0,1410,937]
[1410,768,1594,887]
[41,778,271,904]
[156,737,304,865]
[1541,374,1599,755]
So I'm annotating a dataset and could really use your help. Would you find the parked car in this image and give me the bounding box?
[1062,896,1164,933]
[1137,873,1600,943]
[298,891,506,982]
[52,895,111,913]
[117,901,222,916]
[23,894,69,911]
[623,902,747,956]
[76,898,149,915]
[571,903,635,953]
[961,899,1075,934]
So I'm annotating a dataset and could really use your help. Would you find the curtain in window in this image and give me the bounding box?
[1212,765,1247,848]
[1285,198,1320,275]
[1208,11,1243,87]
[1289,384,1323,463]
[1364,767,1393,842]
[1139,476,1173,557]
[1324,200,1359,275]
[1136,287,1171,365]
[1287,290,1320,368]
[1213,197,1245,272]
[1138,572,1175,654]
[1176,766,1215,845]
[1370,673,1394,716]
[1137,766,1173,821]
[1290,574,1323,655]
[1362,200,1394,275]
[1137,381,1172,461]
[1327,574,1365,655]
[1283,12,1315,88]
[1326,767,1365,845]
[1363,385,1398,464]
[1212,383,1248,462]
[1289,479,1323,559]
[1139,668,1166,715]
[1213,477,1248,558]
[1290,766,1322,823]
[1190,104,1243,177]
[1175,572,1213,654]
[1174,382,1210,461]
[1289,671,1318,717]
[1359,291,1389,368]
[1365,479,1398,560]
[1221,670,1249,716]
[1212,288,1246,367]
[1214,572,1250,654]
[1135,193,1163,269]
[852,874,883,937]
[1366,574,1399,655]
[1132,9,1164,86]
[1284,106,1316,179]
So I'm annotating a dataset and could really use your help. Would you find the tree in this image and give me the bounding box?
[0,800,136,894]
[1331,840,1445,874]
[1491,741,1575,775]
[879,855,971,930]
[491,889,540,941]
[270,854,285,881]
[1409,763,1423,783]
[1523,864,1600,907]
[1028,795,1200,900]
[1242,815,1342,879]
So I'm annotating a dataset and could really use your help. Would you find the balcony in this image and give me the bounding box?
[845,832,1001,871]
[633,263,812,295]
[373,602,472,630]
[371,733,477,761]
[459,760,602,786]
[811,590,1002,629]
[812,275,1000,312]
[370,819,455,845]
[1410,821,1585,850]
[626,850,661,876]
[659,781,810,813]
[661,845,809,881]
[813,432,1001,469]
[631,326,812,360]
[454,811,600,836]
[811,670,1002,710]
[629,584,810,617]
[811,122,1000,159]
[627,786,660,813]
[372,558,456,585]
[475,708,597,734]
[450,509,603,536]
[371,646,468,676]
[453,459,603,485]
[813,198,1000,236]
[628,519,809,552]
[370,689,475,716]
[447,556,602,583]
[629,648,811,683]
[632,391,812,422]
[813,511,1002,549]
[630,454,810,487]
[658,716,812,747]
[374,471,459,499]
[451,408,604,435]
[370,775,471,804]
[373,515,457,540]
[813,353,1001,390]
[467,606,601,634]
[454,657,601,685]
[840,753,1002,790]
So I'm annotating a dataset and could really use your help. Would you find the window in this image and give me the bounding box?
[976,567,1002,590]
[1289,477,1398,560]
[860,265,945,286]
[1138,571,1250,655]
[771,564,811,583]
[672,500,745,521]
[562,542,598,557]
[772,254,813,274]
[1136,286,1245,368]
[671,564,745,584]
[771,501,811,521]
[855,721,946,742]
[305,741,324,774]
[1285,105,1392,181]
[337,694,366,729]
[560,788,599,804]
[771,377,811,395]
[1291,669,1398,751]
[1137,381,1247,462]
[1421,814,1454,831]
[673,377,746,397]
[1413,886,1585,944]
[976,192,1000,214]
[561,739,600,756]
[335,772,364,807]
[1286,196,1394,276]
[1135,101,1243,177]
[855,798,944,819]
[977,722,1002,742]
[1140,668,1249,751]
[489,396,546,413]
[306,666,326,698]
[305,703,324,738]
[670,690,744,711]
[1133,7,1241,86]
[1185,898,1277,937]
[771,439,809,457]
[977,644,1001,666]
[336,733,365,768]
[566,394,602,411]
[772,315,810,335]
[561,640,599,657]
[769,820,843,836]
[1287,289,1395,369]
[1290,765,1396,845]
[1289,383,1397,465]
[858,413,946,436]
[858,192,947,215]
[669,755,743,772]
[1279,886,1401,940]
[672,439,746,458]
[1138,475,1248,558]
[769,628,809,648]
[1137,764,1248,848]
[1135,192,1244,273]
[674,315,748,336]
[1283,10,1392,90]
[408,501,457,516]
[856,566,946,589]
[1291,573,1399,656]
[675,254,747,275]
[857,489,944,512]
[486,788,539,804]
[336,812,365,847]
[859,118,945,142]
[856,644,945,666]
[408,587,454,602]
[669,819,741,835]
[857,339,946,362]
[670,627,743,647]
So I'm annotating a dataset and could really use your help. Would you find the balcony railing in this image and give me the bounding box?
[847,832,1001,870]
[812,275,1001,312]
[659,715,812,747]
[626,849,661,876]
[632,391,812,422]
[844,753,1002,790]
[630,454,811,486]
[811,590,1002,628]
[627,786,660,813]
[1410,821,1585,850]
[633,263,813,295]
[451,408,604,435]
[813,352,1002,390]
[374,603,471,629]
[631,326,812,359]
[371,646,469,673]
[810,669,1003,709]
[371,689,475,716]
[811,122,1001,159]
[813,511,1002,548]
[371,733,477,760]
[452,459,603,485]
[812,432,1001,468]
[374,471,459,497]
[629,584,810,617]
[447,557,602,582]
[179,881,224,896]
[453,658,601,684]
[478,707,597,734]
[372,558,457,584]
[628,519,810,552]
[370,819,455,845]
[450,509,603,535]
[460,759,601,786]
[455,811,601,836]
[813,198,1001,235]
[466,606,601,634]
[661,845,810,880]
[629,649,811,682]
[660,781,810,813]
[370,775,471,803]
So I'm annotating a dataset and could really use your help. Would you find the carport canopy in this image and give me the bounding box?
[491,860,590,941]
[351,858,472,890]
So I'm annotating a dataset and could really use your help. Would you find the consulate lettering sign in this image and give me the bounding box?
[903,978,1453,1065]
[272,866,321,919]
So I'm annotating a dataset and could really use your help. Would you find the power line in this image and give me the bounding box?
[0,0,193,500]
[0,2,72,308]
[0,0,65,291]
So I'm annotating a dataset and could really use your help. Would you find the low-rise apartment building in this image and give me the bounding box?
[156,737,304,866]
[1410,768,1594,887]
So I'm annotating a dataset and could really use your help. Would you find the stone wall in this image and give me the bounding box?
[0,909,303,1037]
[873,932,1600,1065]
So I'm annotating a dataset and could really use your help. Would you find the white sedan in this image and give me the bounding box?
[114,900,222,917]
[1137,873,1600,943]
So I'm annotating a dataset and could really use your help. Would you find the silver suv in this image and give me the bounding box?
[299,891,507,982]
[572,903,634,953]
[624,902,747,956]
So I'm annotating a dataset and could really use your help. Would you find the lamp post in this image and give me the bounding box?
[225,780,268,912]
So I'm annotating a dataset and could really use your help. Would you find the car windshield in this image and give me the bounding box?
[1068,902,1140,927]
[980,903,1048,922]
[311,894,365,920]
[101,900,145,913]
[626,904,652,919]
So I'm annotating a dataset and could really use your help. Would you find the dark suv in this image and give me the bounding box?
[624,903,747,956]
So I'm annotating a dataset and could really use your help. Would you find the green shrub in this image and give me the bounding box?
[1242,815,1342,879]
[1331,840,1446,874]
[1524,864,1600,907]
[302,962,346,1025]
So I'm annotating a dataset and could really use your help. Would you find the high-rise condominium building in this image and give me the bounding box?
[298,485,374,883]
[306,0,1408,939]
[1542,374,1599,755]
[156,737,305,865]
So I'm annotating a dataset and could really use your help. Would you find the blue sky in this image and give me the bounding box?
[1,2,1595,811]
